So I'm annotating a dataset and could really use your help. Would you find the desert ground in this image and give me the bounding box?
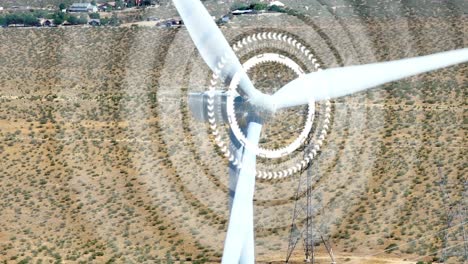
[0,2,466,264]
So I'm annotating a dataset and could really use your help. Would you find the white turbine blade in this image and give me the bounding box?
[272,48,468,109]
[222,121,262,264]
[228,131,243,212]
[240,221,255,264]
[228,132,255,263]
[172,0,263,101]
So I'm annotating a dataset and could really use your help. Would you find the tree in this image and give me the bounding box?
[53,12,66,25]
[5,14,19,25]
[253,3,268,11]
[45,13,55,19]
[100,17,109,25]
[108,13,120,26]
[231,2,250,11]
[0,16,6,26]
[116,0,125,9]
[59,3,66,10]
[268,5,286,13]
[77,15,88,25]
[23,14,39,26]
[127,1,135,8]
[91,0,97,6]
[3,13,38,26]
[32,9,48,19]
[89,13,100,19]
[67,15,78,24]
[54,16,65,25]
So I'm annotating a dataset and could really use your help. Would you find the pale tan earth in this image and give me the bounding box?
[0,9,466,264]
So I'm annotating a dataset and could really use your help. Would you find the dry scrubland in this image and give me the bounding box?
[0,0,96,8]
[0,12,467,264]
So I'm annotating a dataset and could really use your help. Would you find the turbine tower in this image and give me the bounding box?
[173,1,468,263]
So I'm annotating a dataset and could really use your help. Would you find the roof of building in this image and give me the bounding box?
[70,3,92,8]
[99,2,116,7]
[269,1,285,7]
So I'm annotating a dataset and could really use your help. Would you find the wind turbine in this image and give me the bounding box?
[172,0,468,263]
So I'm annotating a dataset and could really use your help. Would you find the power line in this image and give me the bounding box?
[364,166,467,260]
[365,221,467,257]
[407,241,466,262]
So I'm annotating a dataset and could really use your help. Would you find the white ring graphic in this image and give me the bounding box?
[206,32,331,179]
[226,53,315,159]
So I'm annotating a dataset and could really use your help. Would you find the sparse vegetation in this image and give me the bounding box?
[0,2,465,264]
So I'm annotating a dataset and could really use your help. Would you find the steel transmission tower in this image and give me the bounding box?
[285,154,336,263]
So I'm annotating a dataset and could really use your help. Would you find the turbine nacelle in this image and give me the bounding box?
[246,93,277,115]
[188,91,274,124]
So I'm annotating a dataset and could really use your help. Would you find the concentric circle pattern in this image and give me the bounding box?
[206,32,331,179]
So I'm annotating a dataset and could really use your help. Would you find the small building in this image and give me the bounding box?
[268,1,285,7]
[231,9,255,15]
[39,18,54,27]
[218,14,231,24]
[88,19,101,26]
[98,2,116,12]
[68,3,98,13]
[146,16,159,21]
[222,15,231,22]
[156,18,183,28]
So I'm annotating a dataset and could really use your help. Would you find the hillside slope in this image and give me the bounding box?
[0,12,466,264]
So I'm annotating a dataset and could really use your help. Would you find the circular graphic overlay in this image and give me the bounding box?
[206,32,331,179]
[227,54,315,159]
